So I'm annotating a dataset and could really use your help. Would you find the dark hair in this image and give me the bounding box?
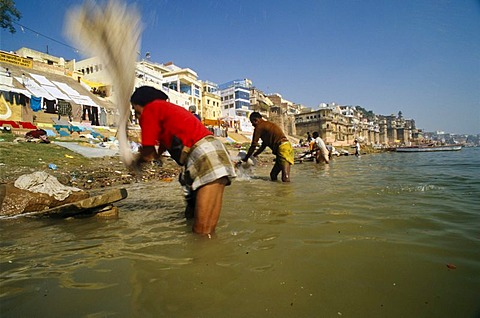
[249,111,262,121]
[312,131,319,138]
[130,86,169,107]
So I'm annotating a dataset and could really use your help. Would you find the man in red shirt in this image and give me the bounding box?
[130,86,236,235]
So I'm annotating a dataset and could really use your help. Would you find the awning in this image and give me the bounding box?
[0,84,30,96]
[70,94,99,107]
[52,81,80,96]
[29,73,55,86]
[6,74,101,107]
[42,85,70,100]
[81,78,107,88]
[14,76,54,100]
[52,81,99,107]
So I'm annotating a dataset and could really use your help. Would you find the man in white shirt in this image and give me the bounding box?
[312,131,329,164]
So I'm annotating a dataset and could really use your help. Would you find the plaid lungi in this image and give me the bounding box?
[181,136,236,191]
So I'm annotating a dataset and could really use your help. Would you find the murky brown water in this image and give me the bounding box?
[1,149,479,317]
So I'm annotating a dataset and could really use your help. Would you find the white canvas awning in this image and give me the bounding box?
[14,76,54,100]
[29,73,55,86]
[52,81,81,96]
[69,95,97,106]
[42,85,70,100]
[52,81,99,107]
[0,84,30,96]
[28,73,70,100]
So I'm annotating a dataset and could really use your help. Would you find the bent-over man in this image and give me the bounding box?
[242,112,294,182]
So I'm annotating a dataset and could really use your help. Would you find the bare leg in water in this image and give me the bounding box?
[193,177,229,235]
[270,161,291,182]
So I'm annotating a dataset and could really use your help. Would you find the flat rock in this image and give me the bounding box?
[0,184,127,218]
[27,188,128,218]
[0,183,89,217]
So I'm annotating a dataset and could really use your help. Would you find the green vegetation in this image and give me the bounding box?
[0,0,22,34]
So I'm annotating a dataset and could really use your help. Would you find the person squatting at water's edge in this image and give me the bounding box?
[242,112,294,182]
[129,86,237,235]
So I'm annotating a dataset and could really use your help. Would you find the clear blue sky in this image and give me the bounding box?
[1,0,479,134]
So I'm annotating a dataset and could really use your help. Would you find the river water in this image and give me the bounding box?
[1,147,479,317]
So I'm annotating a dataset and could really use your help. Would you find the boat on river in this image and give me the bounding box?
[395,144,462,152]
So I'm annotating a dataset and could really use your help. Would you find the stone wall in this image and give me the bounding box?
[295,121,322,141]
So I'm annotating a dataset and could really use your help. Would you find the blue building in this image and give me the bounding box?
[218,79,252,119]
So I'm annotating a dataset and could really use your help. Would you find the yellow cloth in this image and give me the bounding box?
[276,142,294,166]
[81,78,106,88]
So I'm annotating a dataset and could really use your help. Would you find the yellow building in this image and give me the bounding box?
[201,81,221,124]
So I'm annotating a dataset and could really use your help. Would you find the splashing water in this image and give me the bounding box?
[232,151,255,180]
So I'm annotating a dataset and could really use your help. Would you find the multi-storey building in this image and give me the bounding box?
[265,93,299,137]
[75,56,110,91]
[75,57,200,114]
[76,54,229,126]
[218,79,251,118]
[249,87,272,118]
[296,104,416,146]
[378,112,416,145]
[295,104,349,145]
[218,79,253,132]
[201,81,221,123]
[161,62,202,116]
[14,47,69,76]
[266,93,303,116]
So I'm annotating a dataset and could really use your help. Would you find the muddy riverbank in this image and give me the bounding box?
[0,136,273,190]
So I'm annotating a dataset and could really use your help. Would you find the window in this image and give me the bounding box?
[180,83,191,95]
[235,90,250,100]
[235,101,249,109]
[165,82,178,91]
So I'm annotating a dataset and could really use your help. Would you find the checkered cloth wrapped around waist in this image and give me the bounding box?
[182,136,236,191]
